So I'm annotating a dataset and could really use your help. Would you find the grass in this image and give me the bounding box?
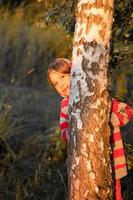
[0,83,68,200]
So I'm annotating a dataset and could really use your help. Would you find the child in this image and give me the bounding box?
[47,58,133,200]
[47,58,71,141]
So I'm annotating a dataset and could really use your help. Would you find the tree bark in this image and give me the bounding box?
[68,1,114,199]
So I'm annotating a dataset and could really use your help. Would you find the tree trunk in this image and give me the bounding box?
[68,1,114,200]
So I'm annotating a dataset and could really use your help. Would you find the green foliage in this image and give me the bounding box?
[0,0,30,8]
[44,0,77,35]
[0,7,72,88]
[125,143,133,170]
[109,0,133,101]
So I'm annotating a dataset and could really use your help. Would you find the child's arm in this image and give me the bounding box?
[60,97,69,143]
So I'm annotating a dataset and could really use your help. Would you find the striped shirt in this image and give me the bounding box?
[60,96,69,143]
[59,97,133,179]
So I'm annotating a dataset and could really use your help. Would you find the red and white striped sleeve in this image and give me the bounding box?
[60,96,69,143]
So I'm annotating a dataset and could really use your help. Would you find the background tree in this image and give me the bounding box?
[68,1,114,199]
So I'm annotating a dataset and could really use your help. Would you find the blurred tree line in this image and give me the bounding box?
[0,0,132,101]
[0,0,72,89]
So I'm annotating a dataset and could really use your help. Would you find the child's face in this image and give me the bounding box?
[49,71,70,97]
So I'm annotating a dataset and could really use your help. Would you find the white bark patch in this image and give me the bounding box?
[73,174,75,178]
[73,134,77,148]
[70,65,93,101]
[84,49,104,66]
[69,39,107,130]
[71,44,108,109]
[110,165,112,173]
[84,190,89,198]
[81,143,88,157]
[89,172,95,179]
[86,24,103,43]
[95,186,99,193]
[90,0,96,4]
[75,156,80,165]
[107,188,110,194]
[67,131,70,142]
[70,56,95,130]
[102,0,106,4]
[103,158,106,165]
[86,160,92,172]
[95,127,99,132]
[77,0,88,9]
[70,169,73,177]
[71,149,78,170]
[99,139,104,151]
[75,6,113,45]
[93,113,99,121]
[72,128,74,133]
[84,8,105,18]
[72,164,76,170]
[77,6,82,13]
[89,133,95,142]
[74,179,80,190]
[70,61,93,100]
[73,148,77,158]
[73,109,83,130]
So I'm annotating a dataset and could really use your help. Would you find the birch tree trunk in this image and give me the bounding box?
[68,1,114,199]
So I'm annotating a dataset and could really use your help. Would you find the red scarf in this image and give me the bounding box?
[111,98,133,179]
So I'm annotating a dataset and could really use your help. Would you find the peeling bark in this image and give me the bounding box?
[68,0,114,199]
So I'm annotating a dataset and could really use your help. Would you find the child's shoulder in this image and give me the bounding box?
[61,96,69,108]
